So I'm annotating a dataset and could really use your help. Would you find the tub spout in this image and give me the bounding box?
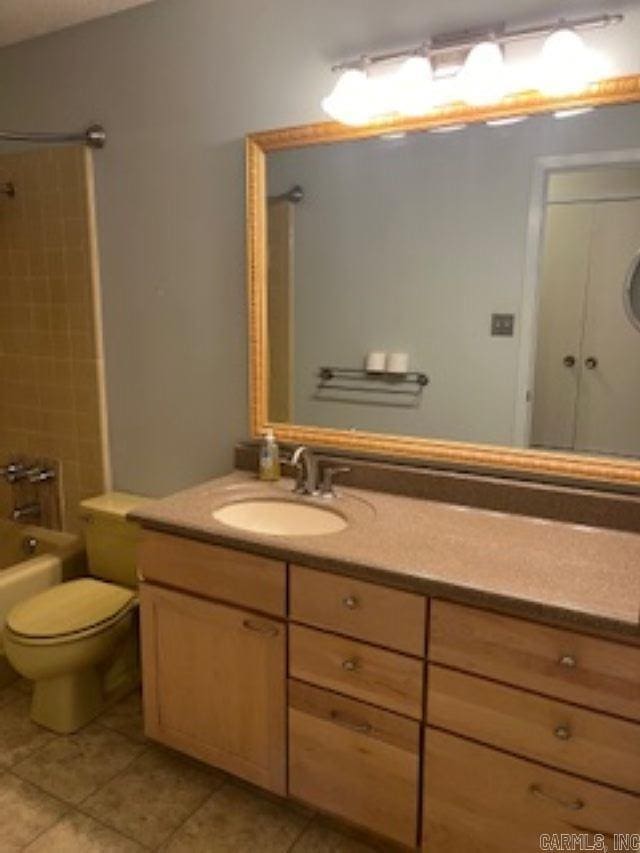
[11,503,41,522]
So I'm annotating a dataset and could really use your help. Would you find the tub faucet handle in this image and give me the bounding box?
[1,461,28,484]
[27,467,56,484]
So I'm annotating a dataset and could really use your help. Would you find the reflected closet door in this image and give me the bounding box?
[574,199,640,457]
[531,204,592,450]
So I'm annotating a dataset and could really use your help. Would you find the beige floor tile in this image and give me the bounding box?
[82,745,224,848]
[291,821,380,853]
[24,811,145,852]
[0,770,68,851]
[0,681,21,710]
[97,690,146,743]
[13,722,145,805]
[0,695,56,768]
[162,783,309,852]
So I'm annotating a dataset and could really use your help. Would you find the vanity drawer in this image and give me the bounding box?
[427,665,640,793]
[289,624,423,719]
[290,564,426,655]
[289,679,420,848]
[430,600,640,721]
[137,531,286,616]
[423,729,640,853]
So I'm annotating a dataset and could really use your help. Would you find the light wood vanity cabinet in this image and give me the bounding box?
[138,531,640,851]
[139,535,288,795]
[424,601,640,852]
[140,583,287,794]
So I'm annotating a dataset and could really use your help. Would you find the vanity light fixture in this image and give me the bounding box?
[391,54,435,117]
[322,13,622,126]
[459,41,507,106]
[321,66,376,126]
[539,27,594,96]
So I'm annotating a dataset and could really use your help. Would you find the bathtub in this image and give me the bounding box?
[0,520,84,685]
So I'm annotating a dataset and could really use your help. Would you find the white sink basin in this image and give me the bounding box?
[212,499,347,537]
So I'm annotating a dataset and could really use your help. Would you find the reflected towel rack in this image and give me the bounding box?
[318,366,429,396]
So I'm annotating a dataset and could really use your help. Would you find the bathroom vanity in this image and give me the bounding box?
[133,473,640,852]
[132,47,640,853]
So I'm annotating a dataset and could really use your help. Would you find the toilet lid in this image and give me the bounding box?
[7,578,136,639]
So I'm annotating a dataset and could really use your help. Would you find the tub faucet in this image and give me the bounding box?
[11,503,41,522]
[0,461,29,484]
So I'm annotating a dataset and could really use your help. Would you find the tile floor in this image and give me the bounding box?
[0,681,383,852]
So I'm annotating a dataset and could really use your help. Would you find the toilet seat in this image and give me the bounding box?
[6,578,137,646]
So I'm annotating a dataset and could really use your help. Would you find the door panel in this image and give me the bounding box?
[531,204,592,449]
[575,199,640,456]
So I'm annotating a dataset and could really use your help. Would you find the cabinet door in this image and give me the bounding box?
[140,583,286,794]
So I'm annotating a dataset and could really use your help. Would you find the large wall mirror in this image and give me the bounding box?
[247,77,640,488]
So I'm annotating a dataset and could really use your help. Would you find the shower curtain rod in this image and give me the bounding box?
[0,124,106,149]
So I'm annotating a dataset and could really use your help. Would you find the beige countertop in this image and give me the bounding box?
[130,471,640,640]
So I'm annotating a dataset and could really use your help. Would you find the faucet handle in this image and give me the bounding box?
[320,465,351,498]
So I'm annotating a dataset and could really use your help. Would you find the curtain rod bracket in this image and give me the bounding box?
[85,124,107,148]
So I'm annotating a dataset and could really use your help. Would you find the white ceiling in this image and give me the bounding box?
[0,0,156,47]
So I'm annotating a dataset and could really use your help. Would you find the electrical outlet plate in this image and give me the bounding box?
[491,313,515,337]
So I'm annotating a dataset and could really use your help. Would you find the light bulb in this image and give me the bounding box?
[392,55,435,116]
[539,28,593,96]
[460,41,506,106]
[321,69,375,126]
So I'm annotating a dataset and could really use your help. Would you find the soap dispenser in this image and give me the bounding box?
[259,429,281,481]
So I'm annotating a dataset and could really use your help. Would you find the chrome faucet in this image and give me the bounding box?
[290,446,350,498]
[291,446,320,496]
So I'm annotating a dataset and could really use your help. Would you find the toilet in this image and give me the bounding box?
[3,492,146,734]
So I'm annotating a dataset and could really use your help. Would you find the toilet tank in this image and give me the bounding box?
[79,493,149,589]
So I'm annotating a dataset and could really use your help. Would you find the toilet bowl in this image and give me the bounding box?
[3,492,147,734]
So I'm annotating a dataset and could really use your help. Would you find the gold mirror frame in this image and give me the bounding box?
[247,75,640,489]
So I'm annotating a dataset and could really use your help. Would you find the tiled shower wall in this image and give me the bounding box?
[0,146,108,530]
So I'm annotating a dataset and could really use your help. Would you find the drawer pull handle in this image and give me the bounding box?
[342,595,359,610]
[558,654,577,668]
[242,619,278,637]
[341,657,361,672]
[330,710,372,735]
[529,784,584,811]
[554,725,571,741]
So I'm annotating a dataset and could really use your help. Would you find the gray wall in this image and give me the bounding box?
[268,105,640,446]
[0,0,638,494]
